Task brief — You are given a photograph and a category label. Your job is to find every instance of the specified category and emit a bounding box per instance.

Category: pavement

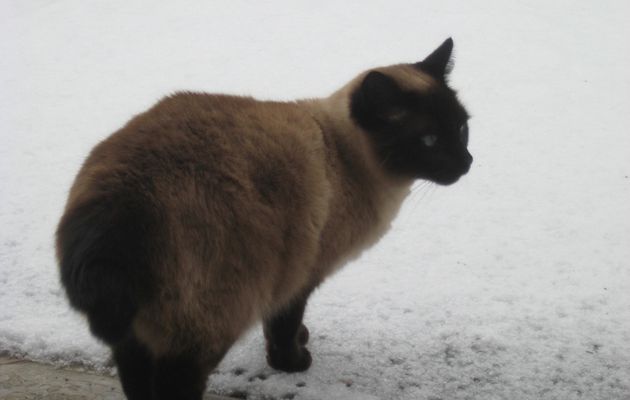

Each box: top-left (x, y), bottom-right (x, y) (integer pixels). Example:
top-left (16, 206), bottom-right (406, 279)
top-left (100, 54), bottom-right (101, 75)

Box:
top-left (0, 357), bottom-right (234, 400)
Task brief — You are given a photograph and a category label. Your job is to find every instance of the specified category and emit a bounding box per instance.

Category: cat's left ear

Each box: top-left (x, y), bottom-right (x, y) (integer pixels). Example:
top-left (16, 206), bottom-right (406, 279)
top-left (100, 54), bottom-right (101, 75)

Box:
top-left (415, 38), bottom-right (454, 79)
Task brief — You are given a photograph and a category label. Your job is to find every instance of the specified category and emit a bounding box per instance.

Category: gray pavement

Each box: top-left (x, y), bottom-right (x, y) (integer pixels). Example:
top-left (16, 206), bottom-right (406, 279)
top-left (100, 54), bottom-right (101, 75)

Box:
top-left (0, 357), bottom-right (234, 400)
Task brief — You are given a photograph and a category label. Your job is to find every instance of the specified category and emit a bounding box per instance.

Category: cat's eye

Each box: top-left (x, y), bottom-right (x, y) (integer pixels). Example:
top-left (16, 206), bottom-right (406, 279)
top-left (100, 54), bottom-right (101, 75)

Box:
top-left (459, 121), bottom-right (469, 146)
top-left (421, 134), bottom-right (438, 147)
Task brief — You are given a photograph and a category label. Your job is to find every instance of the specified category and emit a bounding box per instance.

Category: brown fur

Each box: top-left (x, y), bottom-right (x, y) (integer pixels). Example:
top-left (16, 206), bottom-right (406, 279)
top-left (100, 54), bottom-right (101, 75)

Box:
top-left (58, 66), bottom-right (439, 365)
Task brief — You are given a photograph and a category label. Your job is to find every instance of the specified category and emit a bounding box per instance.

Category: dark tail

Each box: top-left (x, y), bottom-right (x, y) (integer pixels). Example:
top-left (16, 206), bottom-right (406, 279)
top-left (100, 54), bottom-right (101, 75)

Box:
top-left (56, 194), bottom-right (157, 345)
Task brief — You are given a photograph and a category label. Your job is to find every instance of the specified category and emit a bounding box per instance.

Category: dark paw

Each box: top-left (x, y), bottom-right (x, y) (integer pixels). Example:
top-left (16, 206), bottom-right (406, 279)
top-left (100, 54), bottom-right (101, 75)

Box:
top-left (266, 345), bottom-right (312, 372)
top-left (297, 324), bottom-right (309, 346)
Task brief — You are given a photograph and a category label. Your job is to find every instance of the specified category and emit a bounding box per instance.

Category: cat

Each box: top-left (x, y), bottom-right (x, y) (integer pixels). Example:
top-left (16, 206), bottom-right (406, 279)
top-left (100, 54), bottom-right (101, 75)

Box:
top-left (56, 38), bottom-right (471, 400)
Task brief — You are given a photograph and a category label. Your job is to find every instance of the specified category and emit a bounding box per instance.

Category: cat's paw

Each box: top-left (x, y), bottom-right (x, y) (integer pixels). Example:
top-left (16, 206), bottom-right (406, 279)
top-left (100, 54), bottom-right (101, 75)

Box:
top-left (266, 345), bottom-right (312, 372)
top-left (297, 324), bottom-right (309, 346)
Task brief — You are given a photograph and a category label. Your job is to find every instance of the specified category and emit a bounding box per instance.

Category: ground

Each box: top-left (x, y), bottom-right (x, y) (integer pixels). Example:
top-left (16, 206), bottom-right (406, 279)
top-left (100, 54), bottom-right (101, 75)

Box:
top-left (0, 357), bottom-right (231, 400)
top-left (1, 1), bottom-right (629, 399)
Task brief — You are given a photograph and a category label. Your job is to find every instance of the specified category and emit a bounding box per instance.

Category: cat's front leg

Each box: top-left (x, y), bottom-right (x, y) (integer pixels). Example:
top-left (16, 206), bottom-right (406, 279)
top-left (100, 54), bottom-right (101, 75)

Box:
top-left (263, 292), bottom-right (312, 372)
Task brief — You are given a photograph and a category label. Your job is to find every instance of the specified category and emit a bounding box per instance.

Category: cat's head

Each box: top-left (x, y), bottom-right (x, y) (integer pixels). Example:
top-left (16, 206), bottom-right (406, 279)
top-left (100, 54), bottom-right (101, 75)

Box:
top-left (350, 38), bottom-right (472, 185)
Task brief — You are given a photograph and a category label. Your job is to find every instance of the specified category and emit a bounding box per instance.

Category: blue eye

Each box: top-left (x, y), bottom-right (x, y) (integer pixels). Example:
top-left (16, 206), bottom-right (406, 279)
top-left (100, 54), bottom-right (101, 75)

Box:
top-left (459, 121), bottom-right (469, 146)
top-left (421, 134), bottom-right (438, 147)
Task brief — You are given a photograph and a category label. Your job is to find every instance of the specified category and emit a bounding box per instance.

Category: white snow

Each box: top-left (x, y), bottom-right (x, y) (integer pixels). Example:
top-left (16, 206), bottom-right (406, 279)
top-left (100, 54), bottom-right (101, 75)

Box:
top-left (2, 1), bottom-right (629, 399)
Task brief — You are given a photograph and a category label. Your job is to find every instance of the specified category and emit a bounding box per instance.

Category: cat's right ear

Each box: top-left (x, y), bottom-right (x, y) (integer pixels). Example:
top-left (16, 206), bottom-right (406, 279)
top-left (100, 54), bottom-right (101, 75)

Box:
top-left (415, 38), bottom-right (454, 79)
top-left (352, 71), bottom-right (404, 124)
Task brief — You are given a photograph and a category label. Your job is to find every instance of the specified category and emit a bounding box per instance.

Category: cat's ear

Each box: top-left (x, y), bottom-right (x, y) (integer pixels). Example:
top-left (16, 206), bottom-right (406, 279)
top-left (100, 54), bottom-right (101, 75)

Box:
top-left (354, 71), bottom-right (404, 122)
top-left (415, 38), bottom-right (454, 79)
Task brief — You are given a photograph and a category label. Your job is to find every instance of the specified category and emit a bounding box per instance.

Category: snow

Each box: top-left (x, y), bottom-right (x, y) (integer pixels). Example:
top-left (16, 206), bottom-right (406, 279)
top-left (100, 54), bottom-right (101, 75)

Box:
top-left (2, 0), bottom-right (630, 399)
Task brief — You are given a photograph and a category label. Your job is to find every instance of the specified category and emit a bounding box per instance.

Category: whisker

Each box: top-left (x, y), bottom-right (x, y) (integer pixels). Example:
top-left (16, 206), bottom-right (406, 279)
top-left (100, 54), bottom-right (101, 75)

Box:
top-left (408, 181), bottom-right (428, 204)
top-left (408, 180), bottom-right (435, 216)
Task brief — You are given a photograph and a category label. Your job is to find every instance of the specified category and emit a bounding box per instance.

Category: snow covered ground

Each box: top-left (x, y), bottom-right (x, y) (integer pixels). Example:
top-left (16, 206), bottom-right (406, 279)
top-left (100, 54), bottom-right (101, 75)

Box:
top-left (2, 1), bottom-right (629, 399)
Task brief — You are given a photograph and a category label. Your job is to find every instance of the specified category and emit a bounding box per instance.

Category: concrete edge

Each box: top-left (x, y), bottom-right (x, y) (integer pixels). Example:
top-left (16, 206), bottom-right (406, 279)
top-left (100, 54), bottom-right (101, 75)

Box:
top-left (0, 357), bottom-right (236, 400)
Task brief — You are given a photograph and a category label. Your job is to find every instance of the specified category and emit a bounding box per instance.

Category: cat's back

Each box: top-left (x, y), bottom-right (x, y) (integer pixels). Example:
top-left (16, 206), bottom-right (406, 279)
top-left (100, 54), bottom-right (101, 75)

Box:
top-left (69, 91), bottom-right (332, 249)
top-left (68, 92), bottom-right (327, 206)
top-left (89, 93), bottom-right (318, 176)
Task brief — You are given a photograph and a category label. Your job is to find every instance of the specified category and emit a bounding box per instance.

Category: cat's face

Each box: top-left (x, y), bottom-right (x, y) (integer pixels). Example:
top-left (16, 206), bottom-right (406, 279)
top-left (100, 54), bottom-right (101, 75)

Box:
top-left (350, 38), bottom-right (472, 185)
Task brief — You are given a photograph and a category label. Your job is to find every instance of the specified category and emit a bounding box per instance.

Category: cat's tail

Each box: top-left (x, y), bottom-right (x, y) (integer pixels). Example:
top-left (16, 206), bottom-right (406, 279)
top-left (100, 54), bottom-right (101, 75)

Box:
top-left (56, 192), bottom-right (158, 346)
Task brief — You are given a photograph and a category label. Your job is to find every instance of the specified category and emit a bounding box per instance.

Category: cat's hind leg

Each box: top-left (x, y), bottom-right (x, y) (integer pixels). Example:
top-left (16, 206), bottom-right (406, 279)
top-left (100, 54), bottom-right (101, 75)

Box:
top-left (263, 293), bottom-right (312, 372)
top-left (152, 355), bottom-right (205, 400)
top-left (151, 347), bottom-right (226, 400)
top-left (113, 335), bottom-right (154, 400)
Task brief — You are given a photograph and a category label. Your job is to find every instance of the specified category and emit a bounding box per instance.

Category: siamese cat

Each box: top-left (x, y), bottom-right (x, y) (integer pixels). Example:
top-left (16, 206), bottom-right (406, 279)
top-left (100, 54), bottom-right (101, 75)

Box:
top-left (56, 38), bottom-right (471, 400)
